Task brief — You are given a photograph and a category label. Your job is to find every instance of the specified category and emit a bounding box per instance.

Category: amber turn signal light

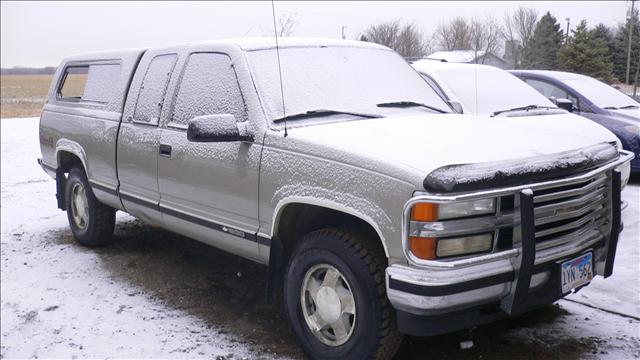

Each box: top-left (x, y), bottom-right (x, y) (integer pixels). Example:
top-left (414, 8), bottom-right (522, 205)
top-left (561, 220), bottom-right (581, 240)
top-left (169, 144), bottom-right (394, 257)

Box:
top-left (409, 236), bottom-right (436, 260)
top-left (411, 203), bottom-right (438, 221)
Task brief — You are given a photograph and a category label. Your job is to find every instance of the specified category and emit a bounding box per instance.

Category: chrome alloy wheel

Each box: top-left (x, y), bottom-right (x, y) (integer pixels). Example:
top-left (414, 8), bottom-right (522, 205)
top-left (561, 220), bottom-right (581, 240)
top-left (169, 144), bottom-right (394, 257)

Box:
top-left (70, 183), bottom-right (89, 230)
top-left (301, 264), bottom-right (356, 346)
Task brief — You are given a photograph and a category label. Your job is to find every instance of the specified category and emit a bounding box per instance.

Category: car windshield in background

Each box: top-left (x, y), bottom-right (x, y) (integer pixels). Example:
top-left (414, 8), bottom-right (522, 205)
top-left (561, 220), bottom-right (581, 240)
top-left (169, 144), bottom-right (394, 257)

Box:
top-left (247, 46), bottom-right (450, 124)
top-left (562, 77), bottom-right (640, 110)
top-left (435, 66), bottom-right (556, 116)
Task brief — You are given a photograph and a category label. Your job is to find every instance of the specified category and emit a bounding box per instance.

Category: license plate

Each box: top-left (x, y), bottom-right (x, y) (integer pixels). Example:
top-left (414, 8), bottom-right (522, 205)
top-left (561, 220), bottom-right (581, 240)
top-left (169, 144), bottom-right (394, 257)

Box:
top-left (561, 252), bottom-right (593, 293)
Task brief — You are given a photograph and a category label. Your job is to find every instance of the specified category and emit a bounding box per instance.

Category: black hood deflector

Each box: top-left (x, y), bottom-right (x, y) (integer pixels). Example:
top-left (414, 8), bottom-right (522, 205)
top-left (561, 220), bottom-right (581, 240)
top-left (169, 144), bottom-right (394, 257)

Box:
top-left (424, 143), bottom-right (618, 193)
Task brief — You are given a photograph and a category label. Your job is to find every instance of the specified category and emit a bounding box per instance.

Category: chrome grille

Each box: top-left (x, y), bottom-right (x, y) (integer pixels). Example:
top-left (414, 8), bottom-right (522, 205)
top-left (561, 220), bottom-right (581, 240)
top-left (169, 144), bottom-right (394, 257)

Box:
top-left (530, 173), bottom-right (610, 250)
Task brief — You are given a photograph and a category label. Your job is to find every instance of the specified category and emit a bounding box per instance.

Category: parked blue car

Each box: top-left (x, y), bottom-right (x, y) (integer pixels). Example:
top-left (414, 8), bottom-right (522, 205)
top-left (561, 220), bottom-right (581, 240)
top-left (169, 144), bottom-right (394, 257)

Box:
top-left (510, 70), bottom-right (640, 174)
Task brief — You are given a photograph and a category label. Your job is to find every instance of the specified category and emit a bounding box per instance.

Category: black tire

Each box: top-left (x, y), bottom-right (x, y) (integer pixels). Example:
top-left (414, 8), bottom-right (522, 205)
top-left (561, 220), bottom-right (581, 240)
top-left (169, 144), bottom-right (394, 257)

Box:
top-left (64, 166), bottom-right (115, 247)
top-left (284, 228), bottom-right (402, 360)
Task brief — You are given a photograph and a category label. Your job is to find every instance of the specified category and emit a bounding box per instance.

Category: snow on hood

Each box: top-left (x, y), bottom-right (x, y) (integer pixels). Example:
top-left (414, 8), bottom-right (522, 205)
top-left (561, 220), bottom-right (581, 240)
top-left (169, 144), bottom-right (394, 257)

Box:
top-left (285, 113), bottom-right (619, 188)
top-left (609, 108), bottom-right (640, 120)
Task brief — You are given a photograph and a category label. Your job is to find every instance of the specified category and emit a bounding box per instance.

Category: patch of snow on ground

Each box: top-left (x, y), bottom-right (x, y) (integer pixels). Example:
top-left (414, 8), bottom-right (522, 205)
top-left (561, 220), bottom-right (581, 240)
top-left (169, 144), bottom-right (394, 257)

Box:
top-left (1, 118), bottom-right (259, 359)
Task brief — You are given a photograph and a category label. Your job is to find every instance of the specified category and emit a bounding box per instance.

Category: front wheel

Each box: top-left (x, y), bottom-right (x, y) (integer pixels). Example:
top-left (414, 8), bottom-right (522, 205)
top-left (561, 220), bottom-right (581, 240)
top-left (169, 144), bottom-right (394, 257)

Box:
top-left (65, 166), bottom-right (115, 246)
top-left (284, 228), bottom-right (402, 360)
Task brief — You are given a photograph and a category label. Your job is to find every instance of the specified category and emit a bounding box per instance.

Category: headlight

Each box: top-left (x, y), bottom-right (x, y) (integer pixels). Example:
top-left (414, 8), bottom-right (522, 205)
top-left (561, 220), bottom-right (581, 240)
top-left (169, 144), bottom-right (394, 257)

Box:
top-left (436, 233), bottom-right (493, 257)
top-left (411, 199), bottom-right (496, 221)
top-left (438, 198), bottom-right (496, 219)
top-left (408, 199), bottom-right (496, 260)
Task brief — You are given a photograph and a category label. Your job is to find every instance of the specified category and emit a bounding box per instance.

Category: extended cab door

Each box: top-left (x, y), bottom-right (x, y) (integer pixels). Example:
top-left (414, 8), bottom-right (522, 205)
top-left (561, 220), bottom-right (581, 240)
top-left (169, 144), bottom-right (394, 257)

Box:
top-left (117, 51), bottom-right (178, 224)
top-left (157, 52), bottom-right (262, 261)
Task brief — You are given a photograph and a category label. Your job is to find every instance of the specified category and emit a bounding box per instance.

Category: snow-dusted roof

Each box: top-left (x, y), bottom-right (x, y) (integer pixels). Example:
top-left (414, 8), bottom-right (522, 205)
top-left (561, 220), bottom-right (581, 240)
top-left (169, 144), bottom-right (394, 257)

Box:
top-left (226, 37), bottom-right (390, 51)
top-left (411, 58), bottom-right (496, 74)
top-left (63, 48), bottom-right (146, 63)
top-left (426, 50), bottom-right (486, 63)
top-left (425, 50), bottom-right (507, 64)
top-left (63, 38), bottom-right (390, 63)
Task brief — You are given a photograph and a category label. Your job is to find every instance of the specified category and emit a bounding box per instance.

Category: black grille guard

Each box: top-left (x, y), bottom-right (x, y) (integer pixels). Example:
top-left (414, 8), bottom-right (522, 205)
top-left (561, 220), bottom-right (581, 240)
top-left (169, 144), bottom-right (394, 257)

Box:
top-left (500, 170), bottom-right (620, 315)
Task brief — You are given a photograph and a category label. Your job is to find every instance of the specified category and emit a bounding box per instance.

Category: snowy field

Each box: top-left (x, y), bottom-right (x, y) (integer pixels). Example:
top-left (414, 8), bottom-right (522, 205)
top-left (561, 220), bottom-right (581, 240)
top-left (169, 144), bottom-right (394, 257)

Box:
top-left (1, 117), bottom-right (639, 359)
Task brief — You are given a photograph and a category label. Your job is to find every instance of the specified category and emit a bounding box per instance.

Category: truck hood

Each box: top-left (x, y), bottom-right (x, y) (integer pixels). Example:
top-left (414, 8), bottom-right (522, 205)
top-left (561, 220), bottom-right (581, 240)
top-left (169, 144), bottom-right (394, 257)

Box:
top-left (286, 113), bottom-right (619, 186)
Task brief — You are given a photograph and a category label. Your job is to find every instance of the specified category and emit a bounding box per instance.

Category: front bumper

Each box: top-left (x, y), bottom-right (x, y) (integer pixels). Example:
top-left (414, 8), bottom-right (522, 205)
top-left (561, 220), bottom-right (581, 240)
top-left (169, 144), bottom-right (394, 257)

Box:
top-left (386, 169), bottom-right (624, 336)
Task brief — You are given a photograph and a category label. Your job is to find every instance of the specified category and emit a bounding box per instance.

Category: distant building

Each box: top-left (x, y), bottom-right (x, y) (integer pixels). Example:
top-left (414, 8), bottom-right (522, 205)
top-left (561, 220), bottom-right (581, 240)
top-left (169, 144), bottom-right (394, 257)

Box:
top-left (502, 40), bottom-right (521, 70)
top-left (425, 50), bottom-right (506, 69)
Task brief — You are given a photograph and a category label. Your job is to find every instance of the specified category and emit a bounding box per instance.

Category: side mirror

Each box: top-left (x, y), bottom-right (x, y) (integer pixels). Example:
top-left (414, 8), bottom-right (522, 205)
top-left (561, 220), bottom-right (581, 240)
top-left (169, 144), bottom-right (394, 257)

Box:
top-left (555, 98), bottom-right (575, 112)
top-left (447, 100), bottom-right (463, 114)
top-left (187, 114), bottom-right (253, 142)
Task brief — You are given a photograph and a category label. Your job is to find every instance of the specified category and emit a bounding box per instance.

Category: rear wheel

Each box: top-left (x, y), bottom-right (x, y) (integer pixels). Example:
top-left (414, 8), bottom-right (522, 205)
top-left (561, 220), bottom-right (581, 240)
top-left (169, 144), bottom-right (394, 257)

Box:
top-left (284, 228), bottom-right (402, 360)
top-left (65, 167), bottom-right (115, 246)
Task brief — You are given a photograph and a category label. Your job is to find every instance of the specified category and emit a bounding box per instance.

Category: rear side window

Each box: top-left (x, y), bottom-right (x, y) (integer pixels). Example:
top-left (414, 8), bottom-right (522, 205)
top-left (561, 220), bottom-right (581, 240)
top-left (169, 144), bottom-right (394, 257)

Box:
top-left (59, 66), bottom-right (88, 99)
top-left (171, 53), bottom-right (247, 127)
top-left (58, 63), bottom-right (121, 104)
top-left (133, 54), bottom-right (178, 125)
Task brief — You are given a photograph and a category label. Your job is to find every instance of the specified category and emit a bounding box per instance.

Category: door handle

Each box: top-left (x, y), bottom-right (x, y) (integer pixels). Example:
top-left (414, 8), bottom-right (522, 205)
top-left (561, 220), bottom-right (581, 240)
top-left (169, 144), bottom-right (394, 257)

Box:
top-left (159, 144), bottom-right (172, 157)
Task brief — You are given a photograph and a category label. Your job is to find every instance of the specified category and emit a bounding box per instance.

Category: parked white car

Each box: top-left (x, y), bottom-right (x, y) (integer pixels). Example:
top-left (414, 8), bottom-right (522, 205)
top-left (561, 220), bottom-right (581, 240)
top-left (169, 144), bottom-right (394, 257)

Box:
top-left (411, 59), bottom-right (561, 116)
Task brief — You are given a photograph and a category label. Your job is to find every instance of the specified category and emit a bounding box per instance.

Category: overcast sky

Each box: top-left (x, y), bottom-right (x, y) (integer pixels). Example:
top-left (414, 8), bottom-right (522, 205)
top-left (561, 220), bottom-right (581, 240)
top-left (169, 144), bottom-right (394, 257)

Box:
top-left (0, 1), bottom-right (632, 67)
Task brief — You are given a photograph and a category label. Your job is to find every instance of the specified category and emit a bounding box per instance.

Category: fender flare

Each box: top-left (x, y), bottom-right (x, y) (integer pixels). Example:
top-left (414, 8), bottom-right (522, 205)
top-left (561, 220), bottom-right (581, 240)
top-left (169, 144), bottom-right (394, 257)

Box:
top-left (270, 196), bottom-right (390, 258)
top-left (264, 197), bottom-right (391, 303)
top-left (55, 139), bottom-right (89, 174)
top-left (53, 139), bottom-right (89, 210)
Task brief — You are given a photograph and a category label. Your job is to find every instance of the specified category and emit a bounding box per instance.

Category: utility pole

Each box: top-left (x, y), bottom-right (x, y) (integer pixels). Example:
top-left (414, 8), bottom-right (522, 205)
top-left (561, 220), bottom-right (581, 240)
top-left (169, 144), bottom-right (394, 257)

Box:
top-left (565, 18), bottom-right (570, 42)
top-left (633, 52), bottom-right (639, 97)
top-left (341, 26), bottom-right (347, 40)
top-left (626, 0), bottom-right (636, 84)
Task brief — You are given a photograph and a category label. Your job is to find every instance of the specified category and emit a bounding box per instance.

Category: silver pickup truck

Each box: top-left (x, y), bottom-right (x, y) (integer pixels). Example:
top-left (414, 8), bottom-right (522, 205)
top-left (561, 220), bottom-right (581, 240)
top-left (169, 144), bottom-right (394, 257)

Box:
top-left (38, 38), bottom-right (633, 360)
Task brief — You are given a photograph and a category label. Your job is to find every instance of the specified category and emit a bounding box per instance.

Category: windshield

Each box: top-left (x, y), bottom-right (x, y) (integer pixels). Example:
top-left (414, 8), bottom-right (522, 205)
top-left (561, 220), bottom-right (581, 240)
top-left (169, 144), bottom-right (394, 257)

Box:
top-left (247, 46), bottom-right (450, 124)
top-left (434, 65), bottom-right (555, 115)
top-left (562, 77), bottom-right (639, 109)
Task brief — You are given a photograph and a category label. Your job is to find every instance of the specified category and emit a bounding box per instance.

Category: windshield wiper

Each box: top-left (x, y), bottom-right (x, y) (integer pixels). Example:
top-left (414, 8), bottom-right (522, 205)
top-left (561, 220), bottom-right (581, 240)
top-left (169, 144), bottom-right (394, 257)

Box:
top-left (273, 109), bottom-right (383, 123)
top-left (491, 105), bottom-right (557, 117)
top-left (619, 105), bottom-right (639, 109)
top-left (376, 101), bottom-right (449, 114)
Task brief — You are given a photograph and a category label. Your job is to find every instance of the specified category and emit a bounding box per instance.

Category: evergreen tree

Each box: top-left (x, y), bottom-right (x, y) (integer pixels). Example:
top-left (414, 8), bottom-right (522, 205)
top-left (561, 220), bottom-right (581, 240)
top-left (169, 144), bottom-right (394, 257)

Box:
top-left (592, 23), bottom-right (615, 57)
top-left (523, 12), bottom-right (564, 69)
top-left (612, 9), bottom-right (640, 83)
top-left (558, 20), bottom-right (614, 82)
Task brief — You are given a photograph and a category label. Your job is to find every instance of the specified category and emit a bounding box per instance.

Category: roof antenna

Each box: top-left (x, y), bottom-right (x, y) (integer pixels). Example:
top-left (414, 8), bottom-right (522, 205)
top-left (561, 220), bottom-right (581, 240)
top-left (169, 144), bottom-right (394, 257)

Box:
top-left (271, 0), bottom-right (288, 137)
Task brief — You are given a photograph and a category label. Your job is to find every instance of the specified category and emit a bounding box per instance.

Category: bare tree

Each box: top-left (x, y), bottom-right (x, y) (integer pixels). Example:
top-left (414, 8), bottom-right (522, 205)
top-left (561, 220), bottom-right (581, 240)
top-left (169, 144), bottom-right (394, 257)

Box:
top-left (469, 16), bottom-right (504, 62)
top-left (361, 20), bottom-right (429, 58)
top-left (434, 17), bottom-right (472, 51)
top-left (432, 16), bottom-right (503, 62)
top-left (277, 13), bottom-right (297, 37)
top-left (396, 23), bottom-right (432, 58)
top-left (503, 6), bottom-right (539, 68)
top-left (362, 20), bottom-right (401, 48)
